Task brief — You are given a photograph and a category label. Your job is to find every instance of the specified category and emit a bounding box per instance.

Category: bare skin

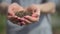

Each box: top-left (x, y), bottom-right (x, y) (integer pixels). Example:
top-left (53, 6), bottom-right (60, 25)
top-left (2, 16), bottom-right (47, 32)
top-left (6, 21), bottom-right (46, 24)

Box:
top-left (8, 3), bottom-right (25, 25)
top-left (8, 2), bottom-right (56, 25)
top-left (24, 2), bottom-right (56, 24)
top-left (39, 2), bottom-right (56, 14)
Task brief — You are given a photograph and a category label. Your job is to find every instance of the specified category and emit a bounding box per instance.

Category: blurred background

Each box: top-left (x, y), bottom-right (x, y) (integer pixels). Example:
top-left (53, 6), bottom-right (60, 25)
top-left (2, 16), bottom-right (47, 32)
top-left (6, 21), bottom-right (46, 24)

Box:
top-left (0, 0), bottom-right (60, 34)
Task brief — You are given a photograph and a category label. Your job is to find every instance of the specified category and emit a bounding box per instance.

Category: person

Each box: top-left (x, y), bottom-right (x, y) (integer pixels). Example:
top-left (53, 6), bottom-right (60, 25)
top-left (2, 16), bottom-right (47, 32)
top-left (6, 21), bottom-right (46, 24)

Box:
top-left (5, 0), bottom-right (56, 34)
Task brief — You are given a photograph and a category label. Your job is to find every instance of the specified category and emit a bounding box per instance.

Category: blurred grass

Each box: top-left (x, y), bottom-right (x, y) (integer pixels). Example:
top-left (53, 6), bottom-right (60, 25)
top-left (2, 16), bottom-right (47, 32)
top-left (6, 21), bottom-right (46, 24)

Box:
top-left (0, 14), bottom-right (6, 34)
top-left (51, 12), bottom-right (60, 27)
top-left (51, 12), bottom-right (60, 34)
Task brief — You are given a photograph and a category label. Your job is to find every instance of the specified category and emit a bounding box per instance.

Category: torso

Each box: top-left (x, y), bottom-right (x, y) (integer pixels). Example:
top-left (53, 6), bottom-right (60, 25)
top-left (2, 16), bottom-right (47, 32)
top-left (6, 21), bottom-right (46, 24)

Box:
top-left (17, 0), bottom-right (51, 34)
top-left (7, 0), bottom-right (51, 34)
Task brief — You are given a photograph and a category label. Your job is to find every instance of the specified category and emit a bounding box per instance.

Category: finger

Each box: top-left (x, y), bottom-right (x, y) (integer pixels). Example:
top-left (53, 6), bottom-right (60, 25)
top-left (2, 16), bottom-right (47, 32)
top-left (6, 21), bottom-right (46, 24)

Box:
top-left (20, 18), bottom-right (25, 21)
top-left (20, 18), bottom-right (32, 24)
top-left (32, 14), bottom-right (39, 18)
top-left (24, 16), bottom-right (39, 22)
top-left (20, 18), bottom-right (31, 23)
top-left (8, 15), bottom-right (18, 19)
top-left (21, 22), bottom-right (26, 25)
top-left (24, 19), bottom-right (32, 24)
top-left (8, 16), bottom-right (14, 19)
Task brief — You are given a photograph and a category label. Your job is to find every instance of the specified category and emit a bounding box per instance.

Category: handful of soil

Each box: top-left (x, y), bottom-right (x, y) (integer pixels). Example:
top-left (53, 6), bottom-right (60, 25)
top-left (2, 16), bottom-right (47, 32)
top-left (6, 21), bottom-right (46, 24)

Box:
top-left (15, 11), bottom-right (32, 18)
top-left (9, 11), bottom-right (33, 25)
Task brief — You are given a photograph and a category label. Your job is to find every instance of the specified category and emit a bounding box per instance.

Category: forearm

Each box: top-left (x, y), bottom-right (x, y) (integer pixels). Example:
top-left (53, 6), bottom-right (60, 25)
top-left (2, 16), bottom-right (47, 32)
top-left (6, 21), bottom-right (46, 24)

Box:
top-left (39, 2), bottom-right (56, 14)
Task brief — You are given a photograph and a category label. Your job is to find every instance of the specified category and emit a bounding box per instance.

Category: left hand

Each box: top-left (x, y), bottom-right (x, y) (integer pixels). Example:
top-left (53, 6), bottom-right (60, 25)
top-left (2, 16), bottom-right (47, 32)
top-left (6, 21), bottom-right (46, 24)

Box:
top-left (23, 4), bottom-right (41, 24)
top-left (8, 3), bottom-right (26, 25)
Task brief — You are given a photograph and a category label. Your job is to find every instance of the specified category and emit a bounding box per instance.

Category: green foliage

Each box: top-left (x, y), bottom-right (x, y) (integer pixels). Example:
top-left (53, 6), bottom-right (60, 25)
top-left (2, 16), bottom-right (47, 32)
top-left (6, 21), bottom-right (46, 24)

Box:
top-left (0, 14), bottom-right (6, 34)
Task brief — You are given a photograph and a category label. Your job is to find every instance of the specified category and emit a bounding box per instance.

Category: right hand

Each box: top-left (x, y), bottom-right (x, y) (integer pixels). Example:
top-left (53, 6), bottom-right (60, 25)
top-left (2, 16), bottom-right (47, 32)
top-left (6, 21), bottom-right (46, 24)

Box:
top-left (8, 3), bottom-right (25, 25)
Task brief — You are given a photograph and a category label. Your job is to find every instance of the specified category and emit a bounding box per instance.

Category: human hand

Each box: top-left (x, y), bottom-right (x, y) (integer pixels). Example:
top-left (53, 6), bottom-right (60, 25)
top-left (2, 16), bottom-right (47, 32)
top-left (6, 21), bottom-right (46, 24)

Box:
top-left (8, 3), bottom-right (25, 25)
top-left (22, 4), bottom-right (41, 24)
